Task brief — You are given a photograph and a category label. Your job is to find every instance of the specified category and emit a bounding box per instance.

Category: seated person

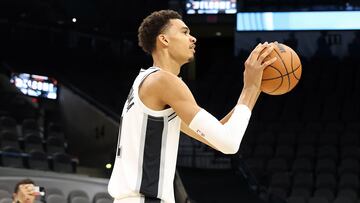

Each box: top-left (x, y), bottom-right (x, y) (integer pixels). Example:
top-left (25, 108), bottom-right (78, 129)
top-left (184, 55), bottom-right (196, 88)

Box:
top-left (13, 179), bottom-right (36, 203)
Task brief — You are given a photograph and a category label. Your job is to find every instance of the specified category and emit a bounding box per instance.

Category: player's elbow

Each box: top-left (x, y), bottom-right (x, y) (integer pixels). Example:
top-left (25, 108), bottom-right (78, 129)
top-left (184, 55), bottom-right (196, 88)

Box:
top-left (219, 142), bottom-right (240, 155)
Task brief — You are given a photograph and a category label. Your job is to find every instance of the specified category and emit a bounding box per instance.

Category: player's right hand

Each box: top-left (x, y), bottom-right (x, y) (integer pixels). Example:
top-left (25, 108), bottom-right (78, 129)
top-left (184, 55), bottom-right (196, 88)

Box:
top-left (243, 42), bottom-right (277, 91)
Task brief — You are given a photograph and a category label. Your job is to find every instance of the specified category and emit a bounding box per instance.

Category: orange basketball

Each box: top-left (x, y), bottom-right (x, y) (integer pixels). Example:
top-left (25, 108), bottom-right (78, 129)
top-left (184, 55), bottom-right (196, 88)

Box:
top-left (261, 43), bottom-right (302, 95)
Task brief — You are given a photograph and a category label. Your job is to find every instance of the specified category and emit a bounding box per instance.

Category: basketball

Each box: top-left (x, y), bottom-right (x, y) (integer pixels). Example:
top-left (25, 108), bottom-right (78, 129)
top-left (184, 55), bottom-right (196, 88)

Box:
top-left (261, 43), bottom-right (302, 95)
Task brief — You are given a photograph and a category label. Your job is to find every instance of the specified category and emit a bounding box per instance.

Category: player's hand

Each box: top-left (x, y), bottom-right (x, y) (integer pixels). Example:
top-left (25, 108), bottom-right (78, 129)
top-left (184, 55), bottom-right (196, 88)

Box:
top-left (243, 42), bottom-right (277, 91)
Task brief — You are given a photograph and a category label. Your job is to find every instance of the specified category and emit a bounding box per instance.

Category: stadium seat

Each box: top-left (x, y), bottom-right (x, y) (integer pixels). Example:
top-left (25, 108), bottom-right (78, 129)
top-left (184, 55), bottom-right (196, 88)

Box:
top-left (47, 131), bottom-right (65, 140)
top-left (0, 185), bottom-right (10, 194)
top-left (268, 187), bottom-right (287, 200)
top-left (46, 136), bottom-right (65, 154)
top-left (256, 132), bottom-right (275, 146)
top-left (274, 145), bottom-right (295, 161)
top-left (293, 172), bottom-right (313, 189)
top-left (308, 196), bottom-right (329, 203)
top-left (292, 158), bottom-right (314, 174)
top-left (238, 144), bottom-right (252, 159)
top-left (46, 194), bottom-right (67, 203)
top-left (340, 132), bottom-right (359, 147)
top-left (266, 158), bottom-right (288, 174)
top-left (0, 130), bottom-right (20, 150)
top-left (321, 98), bottom-right (341, 121)
top-left (287, 196), bottom-right (306, 203)
top-left (277, 132), bottom-right (297, 146)
top-left (317, 132), bottom-right (338, 147)
top-left (0, 116), bottom-right (17, 133)
top-left (95, 199), bottom-right (112, 203)
top-left (323, 121), bottom-right (344, 133)
top-left (297, 132), bottom-right (317, 146)
top-left (71, 196), bottom-right (91, 203)
top-left (341, 95), bottom-right (359, 121)
top-left (28, 150), bottom-right (49, 170)
top-left (0, 198), bottom-right (12, 203)
top-left (253, 145), bottom-right (274, 159)
top-left (269, 172), bottom-right (291, 189)
top-left (316, 146), bottom-right (338, 162)
top-left (338, 158), bottom-right (360, 175)
top-left (244, 158), bottom-right (265, 180)
top-left (68, 190), bottom-right (90, 203)
top-left (339, 174), bottom-right (359, 190)
top-left (337, 188), bottom-right (358, 202)
top-left (1, 147), bottom-right (24, 168)
top-left (47, 122), bottom-right (63, 134)
top-left (24, 132), bottom-right (44, 152)
top-left (0, 190), bottom-right (11, 200)
top-left (93, 192), bottom-right (113, 203)
top-left (346, 121), bottom-right (360, 132)
top-left (341, 146), bottom-right (360, 160)
top-left (290, 187), bottom-right (311, 200)
top-left (296, 145), bottom-right (315, 160)
top-left (313, 188), bottom-right (335, 202)
top-left (22, 118), bottom-right (40, 135)
top-left (315, 173), bottom-right (336, 190)
top-left (315, 158), bottom-right (336, 174)
top-left (333, 196), bottom-right (355, 203)
top-left (52, 152), bottom-right (73, 173)
top-left (45, 188), bottom-right (64, 197)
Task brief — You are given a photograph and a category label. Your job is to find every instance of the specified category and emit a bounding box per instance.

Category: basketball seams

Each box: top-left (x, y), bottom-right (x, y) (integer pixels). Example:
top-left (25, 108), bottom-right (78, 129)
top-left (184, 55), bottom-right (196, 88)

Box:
top-left (261, 66), bottom-right (284, 93)
top-left (273, 48), bottom-right (291, 92)
top-left (262, 64), bottom-right (301, 81)
top-left (291, 49), bottom-right (301, 81)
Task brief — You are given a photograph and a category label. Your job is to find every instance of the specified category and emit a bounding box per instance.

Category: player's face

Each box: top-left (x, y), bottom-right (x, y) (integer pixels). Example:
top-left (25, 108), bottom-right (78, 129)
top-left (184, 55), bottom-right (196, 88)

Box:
top-left (164, 19), bottom-right (197, 64)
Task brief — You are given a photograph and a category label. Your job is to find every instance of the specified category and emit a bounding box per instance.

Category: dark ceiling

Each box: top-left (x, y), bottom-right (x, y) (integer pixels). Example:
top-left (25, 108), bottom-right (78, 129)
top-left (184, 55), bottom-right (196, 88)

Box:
top-left (0, 0), bottom-right (172, 35)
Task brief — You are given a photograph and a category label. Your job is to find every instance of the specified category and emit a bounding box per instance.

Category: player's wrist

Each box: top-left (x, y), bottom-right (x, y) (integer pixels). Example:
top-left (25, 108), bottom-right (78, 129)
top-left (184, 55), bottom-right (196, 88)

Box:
top-left (238, 87), bottom-right (261, 110)
top-left (242, 85), bottom-right (261, 94)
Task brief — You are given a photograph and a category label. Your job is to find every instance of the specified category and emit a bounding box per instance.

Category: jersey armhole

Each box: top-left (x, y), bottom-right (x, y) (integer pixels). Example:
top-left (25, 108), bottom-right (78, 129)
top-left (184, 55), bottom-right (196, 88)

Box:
top-left (133, 69), bottom-right (174, 117)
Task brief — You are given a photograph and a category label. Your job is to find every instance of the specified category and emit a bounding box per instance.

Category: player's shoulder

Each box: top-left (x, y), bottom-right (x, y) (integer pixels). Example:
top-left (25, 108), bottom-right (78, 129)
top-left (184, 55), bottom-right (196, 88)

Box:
top-left (147, 70), bottom-right (182, 86)
top-left (141, 69), bottom-right (183, 93)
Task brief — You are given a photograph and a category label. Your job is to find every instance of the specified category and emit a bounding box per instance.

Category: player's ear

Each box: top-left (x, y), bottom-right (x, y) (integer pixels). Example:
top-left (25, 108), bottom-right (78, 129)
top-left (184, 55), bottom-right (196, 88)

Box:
top-left (158, 34), bottom-right (169, 47)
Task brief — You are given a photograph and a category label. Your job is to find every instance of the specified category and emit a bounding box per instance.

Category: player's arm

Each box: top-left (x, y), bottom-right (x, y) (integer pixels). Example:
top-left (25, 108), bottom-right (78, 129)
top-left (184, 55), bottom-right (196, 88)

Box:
top-left (155, 43), bottom-right (275, 154)
top-left (153, 71), bottom-right (250, 154)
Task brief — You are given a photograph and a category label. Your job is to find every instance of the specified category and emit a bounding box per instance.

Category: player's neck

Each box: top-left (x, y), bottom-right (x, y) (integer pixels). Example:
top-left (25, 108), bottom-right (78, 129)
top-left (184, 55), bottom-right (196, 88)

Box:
top-left (152, 52), bottom-right (181, 75)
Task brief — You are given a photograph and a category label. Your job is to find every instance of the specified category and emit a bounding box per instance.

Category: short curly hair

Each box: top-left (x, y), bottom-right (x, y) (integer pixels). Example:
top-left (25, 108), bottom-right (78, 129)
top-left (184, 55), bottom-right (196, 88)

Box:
top-left (14, 178), bottom-right (35, 193)
top-left (138, 10), bottom-right (182, 54)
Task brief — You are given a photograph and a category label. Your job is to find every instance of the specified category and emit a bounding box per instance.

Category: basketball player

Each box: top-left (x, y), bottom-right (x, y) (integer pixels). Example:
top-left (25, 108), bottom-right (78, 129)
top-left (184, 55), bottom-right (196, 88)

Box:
top-left (108, 10), bottom-right (276, 203)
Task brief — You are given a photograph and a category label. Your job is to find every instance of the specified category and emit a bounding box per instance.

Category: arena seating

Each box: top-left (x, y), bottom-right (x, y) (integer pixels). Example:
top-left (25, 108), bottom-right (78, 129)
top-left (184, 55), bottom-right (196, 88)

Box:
top-left (0, 167), bottom-right (112, 203)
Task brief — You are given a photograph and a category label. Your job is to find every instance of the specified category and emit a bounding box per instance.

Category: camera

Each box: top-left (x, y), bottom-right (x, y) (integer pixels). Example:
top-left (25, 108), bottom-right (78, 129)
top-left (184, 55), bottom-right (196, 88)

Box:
top-left (33, 186), bottom-right (45, 196)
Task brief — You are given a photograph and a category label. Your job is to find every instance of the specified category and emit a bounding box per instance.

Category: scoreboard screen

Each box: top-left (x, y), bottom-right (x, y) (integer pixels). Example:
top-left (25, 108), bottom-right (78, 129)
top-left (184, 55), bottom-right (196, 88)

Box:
top-left (10, 73), bottom-right (58, 100)
top-left (186, 0), bottom-right (237, 14)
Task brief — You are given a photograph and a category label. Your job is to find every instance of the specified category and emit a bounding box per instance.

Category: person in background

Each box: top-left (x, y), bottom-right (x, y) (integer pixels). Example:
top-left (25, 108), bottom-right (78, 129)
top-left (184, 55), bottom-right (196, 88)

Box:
top-left (12, 179), bottom-right (36, 203)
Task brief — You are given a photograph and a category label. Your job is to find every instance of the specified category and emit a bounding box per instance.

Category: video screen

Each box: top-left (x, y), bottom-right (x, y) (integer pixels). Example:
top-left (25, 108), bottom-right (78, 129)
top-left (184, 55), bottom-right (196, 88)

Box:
top-left (236, 11), bottom-right (360, 31)
top-left (10, 73), bottom-right (58, 100)
top-left (186, 0), bottom-right (237, 14)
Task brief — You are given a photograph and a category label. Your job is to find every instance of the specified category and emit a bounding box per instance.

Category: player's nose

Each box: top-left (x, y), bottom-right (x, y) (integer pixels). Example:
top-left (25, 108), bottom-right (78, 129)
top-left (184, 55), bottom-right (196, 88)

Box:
top-left (190, 35), bottom-right (197, 43)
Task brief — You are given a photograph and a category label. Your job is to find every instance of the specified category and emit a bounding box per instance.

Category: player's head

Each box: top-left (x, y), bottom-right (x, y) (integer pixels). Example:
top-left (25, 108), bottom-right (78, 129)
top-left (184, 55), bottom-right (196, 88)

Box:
top-left (138, 10), bottom-right (197, 65)
top-left (13, 179), bottom-right (36, 203)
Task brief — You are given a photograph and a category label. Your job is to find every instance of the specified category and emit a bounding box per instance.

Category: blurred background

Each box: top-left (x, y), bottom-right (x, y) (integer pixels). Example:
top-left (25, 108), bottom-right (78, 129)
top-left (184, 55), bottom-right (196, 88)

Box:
top-left (1, 0), bottom-right (360, 203)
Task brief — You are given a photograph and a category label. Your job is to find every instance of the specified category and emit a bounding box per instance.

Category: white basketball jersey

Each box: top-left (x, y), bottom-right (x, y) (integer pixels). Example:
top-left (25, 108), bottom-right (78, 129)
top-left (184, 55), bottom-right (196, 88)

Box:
top-left (108, 67), bottom-right (181, 203)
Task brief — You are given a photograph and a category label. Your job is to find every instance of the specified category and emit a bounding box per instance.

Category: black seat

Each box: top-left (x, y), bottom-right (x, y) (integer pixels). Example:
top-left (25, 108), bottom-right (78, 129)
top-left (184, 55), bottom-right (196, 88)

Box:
top-left (28, 150), bottom-right (49, 170)
top-left (23, 132), bottom-right (44, 152)
top-left (46, 136), bottom-right (65, 154)
top-left (52, 152), bottom-right (73, 173)
top-left (0, 147), bottom-right (24, 168)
